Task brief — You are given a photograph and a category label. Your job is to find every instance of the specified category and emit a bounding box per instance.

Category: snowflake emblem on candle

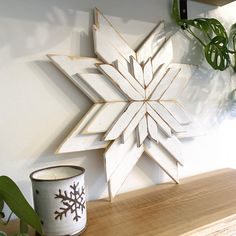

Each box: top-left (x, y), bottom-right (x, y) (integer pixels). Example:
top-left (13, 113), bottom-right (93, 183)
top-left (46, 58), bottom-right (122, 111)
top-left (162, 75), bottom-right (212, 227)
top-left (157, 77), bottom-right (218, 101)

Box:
top-left (48, 8), bottom-right (197, 200)
top-left (54, 182), bottom-right (85, 222)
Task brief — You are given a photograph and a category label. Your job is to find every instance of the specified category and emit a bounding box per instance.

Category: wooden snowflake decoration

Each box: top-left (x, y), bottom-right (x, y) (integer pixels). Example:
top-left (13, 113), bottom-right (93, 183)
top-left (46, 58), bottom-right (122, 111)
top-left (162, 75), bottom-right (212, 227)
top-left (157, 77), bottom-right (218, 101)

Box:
top-left (48, 8), bottom-right (197, 200)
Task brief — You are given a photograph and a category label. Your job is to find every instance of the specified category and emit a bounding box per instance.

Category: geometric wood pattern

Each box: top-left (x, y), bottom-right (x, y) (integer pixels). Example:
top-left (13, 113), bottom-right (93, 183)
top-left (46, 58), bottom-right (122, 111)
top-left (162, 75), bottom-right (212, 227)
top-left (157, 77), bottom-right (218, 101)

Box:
top-left (48, 8), bottom-right (197, 200)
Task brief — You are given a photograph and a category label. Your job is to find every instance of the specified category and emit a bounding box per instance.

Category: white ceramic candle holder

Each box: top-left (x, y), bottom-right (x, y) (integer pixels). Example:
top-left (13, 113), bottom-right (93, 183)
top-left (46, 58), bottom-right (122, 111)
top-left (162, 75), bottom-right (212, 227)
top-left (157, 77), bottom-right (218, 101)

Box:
top-left (30, 165), bottom-right (86, 236)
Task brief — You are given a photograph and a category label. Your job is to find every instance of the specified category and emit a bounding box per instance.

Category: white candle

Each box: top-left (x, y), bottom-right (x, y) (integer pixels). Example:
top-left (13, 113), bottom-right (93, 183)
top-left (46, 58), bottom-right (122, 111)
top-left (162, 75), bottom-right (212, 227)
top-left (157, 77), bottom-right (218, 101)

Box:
top-left (30, 166), bottom-right (86, 236)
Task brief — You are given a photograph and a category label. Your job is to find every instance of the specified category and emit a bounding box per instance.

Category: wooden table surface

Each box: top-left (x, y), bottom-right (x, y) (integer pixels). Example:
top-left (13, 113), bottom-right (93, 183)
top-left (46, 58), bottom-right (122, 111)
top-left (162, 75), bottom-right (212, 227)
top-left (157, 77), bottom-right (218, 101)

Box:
top-left (2, 169), bottom-right (236, 236)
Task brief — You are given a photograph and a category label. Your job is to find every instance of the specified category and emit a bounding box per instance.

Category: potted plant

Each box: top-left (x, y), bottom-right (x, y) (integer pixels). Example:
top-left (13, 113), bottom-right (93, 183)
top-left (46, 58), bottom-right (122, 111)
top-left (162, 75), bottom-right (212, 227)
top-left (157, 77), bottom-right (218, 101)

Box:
top-left (172, 0), bottom-right (236, 72)
top-left (0, 176), bottom-right (42, 236)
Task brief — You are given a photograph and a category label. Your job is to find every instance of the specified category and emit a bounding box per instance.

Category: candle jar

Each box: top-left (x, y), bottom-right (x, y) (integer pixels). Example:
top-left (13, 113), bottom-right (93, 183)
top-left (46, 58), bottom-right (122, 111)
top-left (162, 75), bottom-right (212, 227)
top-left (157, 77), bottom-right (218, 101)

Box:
top-left (30, 165), bottom-right (86, 236)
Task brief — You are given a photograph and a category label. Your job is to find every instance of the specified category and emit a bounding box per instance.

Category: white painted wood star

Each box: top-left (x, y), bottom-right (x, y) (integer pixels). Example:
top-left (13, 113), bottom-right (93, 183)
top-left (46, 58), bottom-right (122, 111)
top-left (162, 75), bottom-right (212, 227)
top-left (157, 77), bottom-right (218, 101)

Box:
top-left (48, 8), bottom-right (197, 200)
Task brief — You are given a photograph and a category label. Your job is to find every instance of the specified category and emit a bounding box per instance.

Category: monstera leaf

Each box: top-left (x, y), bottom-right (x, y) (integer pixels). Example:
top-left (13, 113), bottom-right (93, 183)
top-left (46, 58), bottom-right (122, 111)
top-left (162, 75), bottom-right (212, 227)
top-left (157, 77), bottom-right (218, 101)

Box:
top-left (183, 18), bottom-right (210, 33)
top-left (207, 18), bottom-right (228, 40)
top-left (0, 176), bottom-right (42, 235)
top-left (182, 18), bottom-right (227, 42)
top-left (205, 36), bottom-right (230, 71)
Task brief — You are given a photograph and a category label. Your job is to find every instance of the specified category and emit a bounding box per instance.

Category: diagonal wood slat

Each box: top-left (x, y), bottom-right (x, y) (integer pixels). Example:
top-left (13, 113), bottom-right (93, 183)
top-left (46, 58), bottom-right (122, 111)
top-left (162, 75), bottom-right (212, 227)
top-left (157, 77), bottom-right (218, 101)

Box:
top-left (104, 102), bottom-right (143, 141)
top-left (98, 64), bottom-right (144, 101)
top-left (136, 21), bottom-right (166, 65)
top-left (82, 102), bottom-right (128, 134)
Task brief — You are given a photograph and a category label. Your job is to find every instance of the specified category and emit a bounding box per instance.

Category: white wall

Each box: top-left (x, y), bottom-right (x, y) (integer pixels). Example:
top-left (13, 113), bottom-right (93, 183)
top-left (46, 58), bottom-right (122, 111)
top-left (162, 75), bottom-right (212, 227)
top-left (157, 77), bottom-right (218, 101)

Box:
top-left (1, 0), bottom-right (236, 211)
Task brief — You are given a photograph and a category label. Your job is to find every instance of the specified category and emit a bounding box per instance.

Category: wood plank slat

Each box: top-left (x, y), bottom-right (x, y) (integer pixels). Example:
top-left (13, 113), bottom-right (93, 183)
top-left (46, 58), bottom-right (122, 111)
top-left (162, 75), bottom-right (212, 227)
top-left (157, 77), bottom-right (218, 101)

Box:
top-left (104, 133), bottom-right (144, 183)
top-left (160, 101), bottom-right (191, 125)
top-left (148, 101), bottom-right (187, 134)
top-left (136, 115), bottom-right (148, 147)
top-left (147, 115), bottom-right (159, 142)
top-left (48, 55), bottom-right (103, 102)
top-left (104, 102), bottom-right (143, 141)
top-left (93, 8), bottom-right (136, 68)
top-left (115, 60), bottom-right (145, 98)
top-left (71, 74), bottom-right (103, 103)
top-left (143, 58), bottom-right (153, 87)
top-left (97, 64), bottom-right (144, 101)
top-left (77, 73), bottom-right (128, 102)
top-left (160, 63), bottom-right (196, 100)
top-left (145, 63), bottom-right (166, 99)
top-left (56, 104), bottom-right (108, 153)
top-left (136, 21), bottom-right (166, 65)
top-left (47, 55), bottom-right (101, 75)
top-left (122, 103), bottom-right (146, 143)
top-left (130, 56), bottom-right (145, 87)
top-left (82, 102), bottom-right (128, 134)
top-left (93, 26), bottom-right (130, 70)
top-left (145, 138), bottom-right (179, 183)
top-left (155, 127), bottom-right (183, 166)
top-left (149, 67), bottom-right (181, 100)
top-left (108, 150), bottom-right (143, 201)
top-left (146, 103), bottom-right (172, 137)
top-left (151, 37), bottom-right (173, 74)
top-left (147, 106), bottom-right (183, 165)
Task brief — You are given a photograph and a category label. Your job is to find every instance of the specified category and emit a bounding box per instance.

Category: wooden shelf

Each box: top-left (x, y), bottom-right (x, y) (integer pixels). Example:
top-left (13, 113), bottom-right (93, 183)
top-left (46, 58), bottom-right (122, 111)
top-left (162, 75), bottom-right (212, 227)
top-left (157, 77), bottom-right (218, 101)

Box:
top-left (193, 0), bottom-right (235, 6)
top-left (84, 169), bottom-right (236, 236)
top-left (2, 169), bottom-right (236, 235)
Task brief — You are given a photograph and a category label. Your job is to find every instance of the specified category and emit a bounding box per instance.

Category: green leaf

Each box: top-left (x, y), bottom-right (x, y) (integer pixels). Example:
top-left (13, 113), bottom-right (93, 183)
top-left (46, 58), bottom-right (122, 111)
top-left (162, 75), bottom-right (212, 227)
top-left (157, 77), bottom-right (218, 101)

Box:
top-left (183, 18), bottom-right (210, 33)
top-left (0, 231), bottom-right (7, 236)
top-left (20, 220), bottom-right (28, 234)
top-left (207, 18), bottom-right (228, 41)
top-left (183, 18), bottom-right (227, 40)
top-left (0, 176), bottom-right (42, 235)
top-left (205, 36), bottom-right (230, 71)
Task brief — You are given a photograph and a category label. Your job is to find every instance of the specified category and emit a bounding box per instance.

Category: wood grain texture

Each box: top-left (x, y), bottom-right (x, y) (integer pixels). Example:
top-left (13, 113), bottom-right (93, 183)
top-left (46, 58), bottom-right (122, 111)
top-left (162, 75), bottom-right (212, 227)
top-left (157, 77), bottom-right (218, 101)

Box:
top-left (3, 169), bottom-right (236, 236)
top-left (192, 0), bottom-right (235, 6)
top-left (83, 169), bottom-right (236, 236)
